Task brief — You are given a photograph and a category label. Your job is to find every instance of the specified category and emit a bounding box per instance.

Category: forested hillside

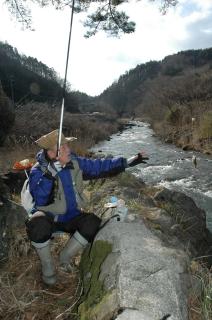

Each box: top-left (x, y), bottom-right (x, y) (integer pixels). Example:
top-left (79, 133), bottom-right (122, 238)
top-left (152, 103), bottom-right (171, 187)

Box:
top-left (0, 42), bottom-right (79, 112)
top-left (97, 48), bottom-right (212, 153)
top-left (1, 41), bottom-right (211, 153)
top-left (0, 41), bottom-right (99, 147)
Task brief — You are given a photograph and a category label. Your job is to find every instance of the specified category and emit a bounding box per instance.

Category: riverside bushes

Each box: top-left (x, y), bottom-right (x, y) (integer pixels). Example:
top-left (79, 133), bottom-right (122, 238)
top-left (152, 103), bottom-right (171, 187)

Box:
top-left (199, 111), bottom-right (212, 139)
top-left (5, 102), bottom-right (120, 154)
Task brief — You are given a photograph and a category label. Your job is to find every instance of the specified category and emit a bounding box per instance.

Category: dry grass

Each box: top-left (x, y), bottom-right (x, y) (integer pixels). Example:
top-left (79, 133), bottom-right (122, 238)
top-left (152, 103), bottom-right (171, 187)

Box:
top-left (189, 260), bottom-right (212, 320)
top-left (5, 102), bottom-right (119, 153)
top-left (0, 145), bottom-right (36, 175)
top-left (0, 101), bottom-right (121, 174)
top-left (141, 185), bottom-right (162, 198)
top-left (0, 228), bottom-right (82, 320)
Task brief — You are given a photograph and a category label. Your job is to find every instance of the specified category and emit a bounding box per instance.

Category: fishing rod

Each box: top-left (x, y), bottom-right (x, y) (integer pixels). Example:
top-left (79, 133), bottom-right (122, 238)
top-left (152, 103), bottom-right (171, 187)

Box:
top-left (58, 0), bottom-right (75, 156)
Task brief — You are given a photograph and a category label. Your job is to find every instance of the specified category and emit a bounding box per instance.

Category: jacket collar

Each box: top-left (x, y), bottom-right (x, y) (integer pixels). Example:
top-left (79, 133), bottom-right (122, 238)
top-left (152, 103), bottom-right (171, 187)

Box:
top-left (36, 150), bottom-right (74, 170)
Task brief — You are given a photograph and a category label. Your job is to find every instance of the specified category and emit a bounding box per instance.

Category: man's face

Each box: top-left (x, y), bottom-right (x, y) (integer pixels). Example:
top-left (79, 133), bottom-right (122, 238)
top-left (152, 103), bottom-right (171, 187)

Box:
top-left (47, 143), bottom-right (71, 165)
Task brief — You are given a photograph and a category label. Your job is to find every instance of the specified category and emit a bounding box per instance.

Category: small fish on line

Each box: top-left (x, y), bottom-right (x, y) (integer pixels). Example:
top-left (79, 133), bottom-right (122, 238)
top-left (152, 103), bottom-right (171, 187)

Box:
top-left (192, 155), bottom-right (197, 168)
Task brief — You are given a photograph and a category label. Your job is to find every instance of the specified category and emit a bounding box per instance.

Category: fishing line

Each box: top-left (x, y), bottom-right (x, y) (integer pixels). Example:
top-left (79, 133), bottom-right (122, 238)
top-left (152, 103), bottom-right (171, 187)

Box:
top-left (58, 0), bottom-right (75, 155)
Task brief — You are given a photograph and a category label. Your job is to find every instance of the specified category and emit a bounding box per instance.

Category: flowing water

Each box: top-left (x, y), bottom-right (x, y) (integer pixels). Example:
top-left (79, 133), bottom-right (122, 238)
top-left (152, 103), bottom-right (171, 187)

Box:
top-left (92, 121), bottom-right (212, 231)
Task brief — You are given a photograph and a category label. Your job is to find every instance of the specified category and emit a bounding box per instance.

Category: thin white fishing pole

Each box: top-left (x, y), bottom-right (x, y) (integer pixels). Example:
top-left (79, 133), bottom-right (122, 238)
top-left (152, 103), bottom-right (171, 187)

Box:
top-left (58, 98), bottom-right (65, 151)
top-left (58, 0), bottom-right (75, 154)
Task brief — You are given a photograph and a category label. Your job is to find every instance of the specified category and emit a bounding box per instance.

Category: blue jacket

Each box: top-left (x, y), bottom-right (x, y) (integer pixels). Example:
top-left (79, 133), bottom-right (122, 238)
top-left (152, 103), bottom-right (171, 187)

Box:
top-left (29, 150), bottom-right (127, 222)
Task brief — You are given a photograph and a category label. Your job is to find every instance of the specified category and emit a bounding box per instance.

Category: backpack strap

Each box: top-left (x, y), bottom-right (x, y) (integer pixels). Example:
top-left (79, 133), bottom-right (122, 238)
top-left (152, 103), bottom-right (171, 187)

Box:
top-left (32, 162), bottom-right (57, 205)
top-left (34, 162), bottom-right (55, 180)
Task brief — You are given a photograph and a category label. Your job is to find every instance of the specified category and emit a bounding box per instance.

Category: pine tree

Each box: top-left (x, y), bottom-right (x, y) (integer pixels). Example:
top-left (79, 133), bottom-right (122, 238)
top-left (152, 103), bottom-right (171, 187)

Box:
top-left (0, 82), bottom-right (15, 145)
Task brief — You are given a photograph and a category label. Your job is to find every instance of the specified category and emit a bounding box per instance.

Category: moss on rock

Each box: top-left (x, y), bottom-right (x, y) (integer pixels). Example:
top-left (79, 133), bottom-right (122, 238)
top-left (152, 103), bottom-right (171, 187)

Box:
top-left (78, 240), bottom-right (112, 320)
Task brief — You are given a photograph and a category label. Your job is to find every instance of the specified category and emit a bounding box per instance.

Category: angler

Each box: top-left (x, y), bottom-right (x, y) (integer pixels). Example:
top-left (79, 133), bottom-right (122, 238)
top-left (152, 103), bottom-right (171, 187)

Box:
top-left (21, 0), bottom-right (149, 285)
top-left (25, 129), bottom-right (148, 285)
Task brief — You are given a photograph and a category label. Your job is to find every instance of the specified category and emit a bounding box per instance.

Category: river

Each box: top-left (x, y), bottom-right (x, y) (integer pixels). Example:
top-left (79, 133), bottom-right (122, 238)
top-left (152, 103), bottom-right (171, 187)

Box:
top-left (91, 121), bottom-right (212, 231)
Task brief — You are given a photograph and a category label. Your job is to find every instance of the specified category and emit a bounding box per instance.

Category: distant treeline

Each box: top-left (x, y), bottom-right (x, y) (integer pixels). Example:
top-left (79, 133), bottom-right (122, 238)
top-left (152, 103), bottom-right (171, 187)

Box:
top-left (0, 40), bottom-right (212, 152)
top-left (0, 41), bottom-right (80, 112)
top-left (97, 47), bottom-right (212, 117)
top-left (95, 47), bottom-right (212, 152)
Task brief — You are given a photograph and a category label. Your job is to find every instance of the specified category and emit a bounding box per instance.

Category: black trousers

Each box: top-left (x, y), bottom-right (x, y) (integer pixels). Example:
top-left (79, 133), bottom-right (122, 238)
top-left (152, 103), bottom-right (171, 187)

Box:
top-left (26, 212), bottom-right (101, 243)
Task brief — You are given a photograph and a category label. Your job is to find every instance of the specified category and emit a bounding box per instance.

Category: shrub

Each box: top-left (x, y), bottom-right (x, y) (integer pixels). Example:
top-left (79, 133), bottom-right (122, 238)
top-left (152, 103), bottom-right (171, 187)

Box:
top-left (165, 107), bottom-right (182, 126)
top-left (163, 65), bottom-right (183, 76)
top-left (199, 111), bottom-right (212, 139)
top-left (7, 101), bottom-right (119, 154)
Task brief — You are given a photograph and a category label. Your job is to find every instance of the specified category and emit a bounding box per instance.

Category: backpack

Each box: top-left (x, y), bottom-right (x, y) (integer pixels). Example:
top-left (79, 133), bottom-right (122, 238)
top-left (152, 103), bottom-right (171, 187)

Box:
top-left (21, 164), bottom-right (44, 215)
top-left (21, 164), bottom-right (55, 215)
top-left (21, 178), bottom-right (34, 215)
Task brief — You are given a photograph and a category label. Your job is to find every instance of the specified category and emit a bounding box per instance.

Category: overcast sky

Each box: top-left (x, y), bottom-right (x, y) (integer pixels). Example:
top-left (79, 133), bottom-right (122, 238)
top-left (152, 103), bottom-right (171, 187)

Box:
top-left (0, 0), bottom-right (212, 96)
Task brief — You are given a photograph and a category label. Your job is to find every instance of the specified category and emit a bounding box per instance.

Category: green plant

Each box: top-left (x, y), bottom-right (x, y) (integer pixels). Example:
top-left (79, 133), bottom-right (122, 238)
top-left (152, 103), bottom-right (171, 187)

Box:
top-left (79, 240), bottom-right (112, 319)
top-left (199, 269), bottom-right (212, 319)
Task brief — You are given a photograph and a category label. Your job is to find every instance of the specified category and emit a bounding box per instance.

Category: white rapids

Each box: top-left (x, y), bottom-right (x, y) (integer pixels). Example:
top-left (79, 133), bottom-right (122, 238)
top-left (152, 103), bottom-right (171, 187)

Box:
top-left (92, 121), bottom-right (212, 230)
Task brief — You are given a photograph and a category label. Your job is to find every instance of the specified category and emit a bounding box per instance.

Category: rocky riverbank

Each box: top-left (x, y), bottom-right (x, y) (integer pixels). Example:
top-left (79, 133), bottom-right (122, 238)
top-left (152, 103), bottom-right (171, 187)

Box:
top-left (152, 121), bottom-right (212, 155)
top-left (79, 173), bottom-right (212, 320)
top-left (135, 116), bottom-right (212, 155)
top-left (0, 171), bottom-right (211, 319)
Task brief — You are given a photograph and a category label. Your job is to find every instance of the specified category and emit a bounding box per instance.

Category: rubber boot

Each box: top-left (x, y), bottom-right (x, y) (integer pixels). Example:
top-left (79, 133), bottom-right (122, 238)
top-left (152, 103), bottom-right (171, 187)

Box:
top-left (59, 231), bottom-right (88, 272)
top-left (32, 240), bottom-right (57, 285)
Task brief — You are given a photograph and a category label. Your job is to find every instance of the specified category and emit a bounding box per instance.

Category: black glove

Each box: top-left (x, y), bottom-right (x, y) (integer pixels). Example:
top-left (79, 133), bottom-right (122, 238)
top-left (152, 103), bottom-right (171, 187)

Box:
top-left (127, 153), bottom-right (149, 167)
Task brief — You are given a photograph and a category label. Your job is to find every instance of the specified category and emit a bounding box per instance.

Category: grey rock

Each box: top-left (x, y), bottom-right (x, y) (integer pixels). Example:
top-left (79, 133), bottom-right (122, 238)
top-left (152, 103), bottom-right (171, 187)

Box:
top-left (115, 309), bottom-right (153, 320)
top-left (115, 309), bottom-right (174, 320)
top-left (154, 188), bottom-right (212, 259)
top-left (94, 220), bottom-right (189, 320)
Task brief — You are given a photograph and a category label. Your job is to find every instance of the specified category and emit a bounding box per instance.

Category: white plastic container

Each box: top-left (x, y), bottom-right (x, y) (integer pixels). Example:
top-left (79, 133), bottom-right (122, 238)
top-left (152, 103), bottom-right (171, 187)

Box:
top-left (115, 199), bottom-right (128, 222)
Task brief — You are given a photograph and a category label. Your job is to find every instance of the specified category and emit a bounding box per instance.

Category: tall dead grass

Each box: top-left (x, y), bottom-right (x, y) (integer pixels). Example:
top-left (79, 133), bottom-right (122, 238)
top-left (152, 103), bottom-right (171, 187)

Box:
top-left (0, 228), bottom-right (82, 320)
top-left (189, 260), bottom-right (212, 320)
top-left (6, 102), bottom-right (119, 155)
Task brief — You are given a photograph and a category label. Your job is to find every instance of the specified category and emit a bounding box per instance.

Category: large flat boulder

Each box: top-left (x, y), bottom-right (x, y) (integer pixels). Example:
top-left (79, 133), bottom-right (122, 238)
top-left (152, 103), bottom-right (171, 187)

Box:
top-left (79, 219), bottom-right (189, 320)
